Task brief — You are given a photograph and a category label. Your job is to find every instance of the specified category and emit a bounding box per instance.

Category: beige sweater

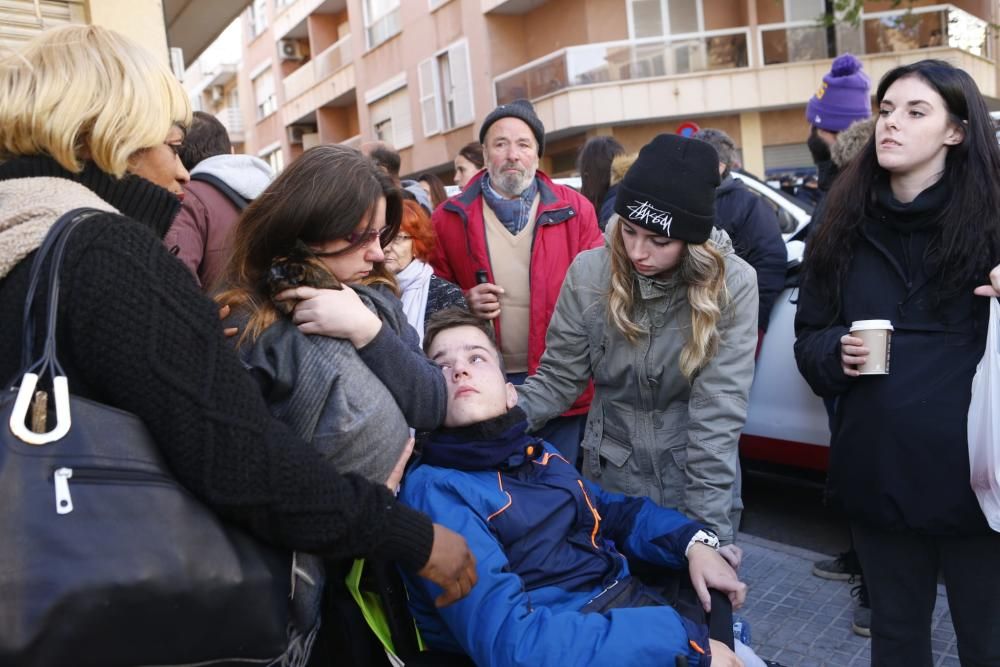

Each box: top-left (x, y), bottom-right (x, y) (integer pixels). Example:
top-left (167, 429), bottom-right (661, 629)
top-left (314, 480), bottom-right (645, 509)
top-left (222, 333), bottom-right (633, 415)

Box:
top-left (0, 177), bottom-right (117, 280)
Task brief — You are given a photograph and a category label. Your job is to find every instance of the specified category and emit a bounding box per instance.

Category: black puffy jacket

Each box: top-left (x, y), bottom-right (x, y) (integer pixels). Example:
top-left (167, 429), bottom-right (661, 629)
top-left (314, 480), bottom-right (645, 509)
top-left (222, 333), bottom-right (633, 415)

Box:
top-left (714, 175), bottom-right (786, 330)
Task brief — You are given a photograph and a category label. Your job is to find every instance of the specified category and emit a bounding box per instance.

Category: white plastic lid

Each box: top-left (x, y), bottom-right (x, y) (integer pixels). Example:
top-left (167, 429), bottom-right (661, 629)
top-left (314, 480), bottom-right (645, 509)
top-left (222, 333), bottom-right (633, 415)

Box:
top-left (850, 319), bottom-right (894, 332)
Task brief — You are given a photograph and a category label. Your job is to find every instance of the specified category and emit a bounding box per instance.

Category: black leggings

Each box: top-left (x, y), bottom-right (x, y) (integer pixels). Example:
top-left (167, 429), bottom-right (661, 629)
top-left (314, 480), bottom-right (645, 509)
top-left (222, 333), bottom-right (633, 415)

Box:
top-left (852, 522), bottom-right (1000, 667)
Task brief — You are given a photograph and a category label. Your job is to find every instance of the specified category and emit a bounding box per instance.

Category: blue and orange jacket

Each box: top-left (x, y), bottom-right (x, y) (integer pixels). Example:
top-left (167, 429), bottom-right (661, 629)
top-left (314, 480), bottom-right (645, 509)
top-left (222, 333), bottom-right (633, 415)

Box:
top-left (399, 413), bottom-right (712, 667)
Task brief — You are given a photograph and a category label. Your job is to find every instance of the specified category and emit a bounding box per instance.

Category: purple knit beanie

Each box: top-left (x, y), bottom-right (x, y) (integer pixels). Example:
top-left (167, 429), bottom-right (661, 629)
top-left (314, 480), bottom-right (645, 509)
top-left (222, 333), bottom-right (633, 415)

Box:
top-left (805, 54), bottom-right (872, 132)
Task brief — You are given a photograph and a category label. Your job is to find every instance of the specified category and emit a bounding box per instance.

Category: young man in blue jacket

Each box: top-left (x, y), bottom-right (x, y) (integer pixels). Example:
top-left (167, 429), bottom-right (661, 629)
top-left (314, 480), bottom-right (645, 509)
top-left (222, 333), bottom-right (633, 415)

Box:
top-left (399, 308), bottom-right (748, 667)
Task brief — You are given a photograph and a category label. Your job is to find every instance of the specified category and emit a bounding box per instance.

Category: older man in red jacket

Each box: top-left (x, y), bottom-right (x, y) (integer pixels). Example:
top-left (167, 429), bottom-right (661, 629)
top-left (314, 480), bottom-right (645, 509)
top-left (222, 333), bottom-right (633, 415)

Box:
top-left (430, 99), bottom-right (601, 464)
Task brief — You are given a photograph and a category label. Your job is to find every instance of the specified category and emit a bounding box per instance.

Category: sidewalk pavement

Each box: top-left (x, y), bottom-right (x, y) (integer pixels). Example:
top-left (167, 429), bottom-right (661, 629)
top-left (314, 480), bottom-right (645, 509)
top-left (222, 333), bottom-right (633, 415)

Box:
top-left (738, 533), bottom-right (959, 667)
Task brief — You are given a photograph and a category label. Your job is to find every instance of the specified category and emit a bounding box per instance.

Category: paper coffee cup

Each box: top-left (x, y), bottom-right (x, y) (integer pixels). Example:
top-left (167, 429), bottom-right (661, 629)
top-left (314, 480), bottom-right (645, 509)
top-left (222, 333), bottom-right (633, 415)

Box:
top-left (850, 319), bottom-right (893, 375)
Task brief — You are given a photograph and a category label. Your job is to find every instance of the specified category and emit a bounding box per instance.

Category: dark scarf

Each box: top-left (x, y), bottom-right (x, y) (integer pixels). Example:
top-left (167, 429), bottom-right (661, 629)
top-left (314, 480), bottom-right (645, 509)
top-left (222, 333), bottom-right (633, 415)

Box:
top-left (0, 155), bottom-right (181, 239)
top-left (420, 407), bottom-right (543, 471)
top-left (870, 174), bottom-right (949, 233)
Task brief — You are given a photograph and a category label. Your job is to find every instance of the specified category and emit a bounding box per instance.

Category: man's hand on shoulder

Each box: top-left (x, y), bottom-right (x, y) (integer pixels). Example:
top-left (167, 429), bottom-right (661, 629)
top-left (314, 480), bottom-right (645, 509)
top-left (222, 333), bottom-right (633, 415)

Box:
top-left (418, 524), bottom-right (478, 607)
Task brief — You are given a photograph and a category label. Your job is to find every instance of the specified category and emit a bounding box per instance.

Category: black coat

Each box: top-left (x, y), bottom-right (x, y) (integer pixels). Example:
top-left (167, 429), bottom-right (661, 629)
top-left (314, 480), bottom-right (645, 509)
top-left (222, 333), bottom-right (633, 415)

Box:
top-left (794, 183), bottom-right (992, 535)
top-left (0, 156), bottom-right (434, 566)
top-left (714, 176), bottom-right (786, 330)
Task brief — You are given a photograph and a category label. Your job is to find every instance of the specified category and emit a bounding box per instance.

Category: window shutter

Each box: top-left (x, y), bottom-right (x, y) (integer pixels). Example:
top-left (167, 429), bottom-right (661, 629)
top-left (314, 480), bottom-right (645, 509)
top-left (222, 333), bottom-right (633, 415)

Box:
top-left (392, 89), bottom-right (413, 148)
top-left (418, 57), bottom-right (441, 137)
top-left (0, 0), bottom-right (82, 49)
top-left (448, 41), bottom-right (473, 127)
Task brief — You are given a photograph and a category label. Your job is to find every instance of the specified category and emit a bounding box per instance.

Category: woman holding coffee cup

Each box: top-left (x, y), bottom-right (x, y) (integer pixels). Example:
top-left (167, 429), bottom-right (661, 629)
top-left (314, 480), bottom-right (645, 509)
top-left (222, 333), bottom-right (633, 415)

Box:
top-left (795, 60), bottom-right (1000, 666)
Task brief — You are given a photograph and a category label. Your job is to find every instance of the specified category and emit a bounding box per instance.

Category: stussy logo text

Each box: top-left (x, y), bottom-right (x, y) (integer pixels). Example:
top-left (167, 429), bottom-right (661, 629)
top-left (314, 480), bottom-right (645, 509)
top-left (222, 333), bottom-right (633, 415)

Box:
top-left (626, 200), bottom-right (673, 234)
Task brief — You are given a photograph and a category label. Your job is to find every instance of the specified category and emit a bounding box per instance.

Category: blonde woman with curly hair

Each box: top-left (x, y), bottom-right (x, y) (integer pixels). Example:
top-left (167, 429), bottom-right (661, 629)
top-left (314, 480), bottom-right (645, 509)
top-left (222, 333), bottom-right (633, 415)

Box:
top-left (516, 134), bottom-right (758, 549)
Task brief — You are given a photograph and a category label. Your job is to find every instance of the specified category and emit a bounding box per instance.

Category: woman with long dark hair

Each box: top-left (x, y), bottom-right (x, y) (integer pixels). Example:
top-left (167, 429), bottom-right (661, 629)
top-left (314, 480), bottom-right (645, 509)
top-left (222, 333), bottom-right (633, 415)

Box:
top-left (417, 172), bottom-right (448, 209)
top-left (453, 141), bottom-right (484, 191)
top-left (795, 60), bottom-right (1000, 666)
top-left (577, 135), bottom-right (624, 230)
top-left (218, 145), bottom-right (448, 479)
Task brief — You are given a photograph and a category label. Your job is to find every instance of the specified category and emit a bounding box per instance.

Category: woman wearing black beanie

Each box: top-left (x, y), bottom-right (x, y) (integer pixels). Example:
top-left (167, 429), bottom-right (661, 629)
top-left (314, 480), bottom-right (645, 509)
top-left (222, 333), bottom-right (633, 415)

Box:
top-left (516, 133), bottom-right (758, 554)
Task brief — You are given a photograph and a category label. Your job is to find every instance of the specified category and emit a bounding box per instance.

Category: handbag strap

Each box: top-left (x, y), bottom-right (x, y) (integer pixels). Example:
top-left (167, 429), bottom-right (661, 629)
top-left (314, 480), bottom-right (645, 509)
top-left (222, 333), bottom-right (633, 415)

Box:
top-left (9, 208), bottom-right (102, 445)
top-left (21, 208), bottom-right (102, 371)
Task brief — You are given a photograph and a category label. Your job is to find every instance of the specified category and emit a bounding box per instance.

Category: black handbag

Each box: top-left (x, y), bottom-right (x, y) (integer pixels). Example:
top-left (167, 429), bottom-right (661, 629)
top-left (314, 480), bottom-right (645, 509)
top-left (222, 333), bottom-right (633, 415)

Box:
top-left (0, 210), bottom-right (297, 666)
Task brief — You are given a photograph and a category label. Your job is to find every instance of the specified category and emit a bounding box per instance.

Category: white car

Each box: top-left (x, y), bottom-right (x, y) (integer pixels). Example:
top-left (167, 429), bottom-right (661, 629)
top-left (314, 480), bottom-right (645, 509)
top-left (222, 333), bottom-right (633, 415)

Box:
top-left (729, 171), bottom-right (831, 471)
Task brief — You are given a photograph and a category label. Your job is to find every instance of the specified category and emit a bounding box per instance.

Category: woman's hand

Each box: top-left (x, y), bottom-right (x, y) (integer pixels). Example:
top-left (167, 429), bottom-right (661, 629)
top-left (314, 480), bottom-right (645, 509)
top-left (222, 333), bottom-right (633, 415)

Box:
top-left (840, 334), bottom-right (868, 377)
top-left (718, 544), bottom-right (743, 571)
top-left (276, 285), bottom-right (382, 348)
top-left (385, 437), bottom-right (414, 493)
top-left (218, 303), bottom-right (238, 338)
top-left (973, 263), bottom-right (1000, 297)
top-left (708, 640), bottom-right (744, 667)
top-left (687, 543), bottom-right (747, 612)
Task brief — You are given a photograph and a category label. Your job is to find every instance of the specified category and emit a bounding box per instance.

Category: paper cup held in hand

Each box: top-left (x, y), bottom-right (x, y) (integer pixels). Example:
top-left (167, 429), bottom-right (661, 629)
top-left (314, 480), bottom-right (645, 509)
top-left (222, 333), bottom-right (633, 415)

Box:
top-left (850, 319), bottom-right (893, 375)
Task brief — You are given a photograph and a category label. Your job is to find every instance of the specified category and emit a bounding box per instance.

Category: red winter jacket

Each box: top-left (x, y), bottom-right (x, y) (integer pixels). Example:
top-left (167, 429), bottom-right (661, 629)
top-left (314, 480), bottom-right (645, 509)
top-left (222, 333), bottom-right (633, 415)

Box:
top-left (430, 171), bottom-right (602, 416)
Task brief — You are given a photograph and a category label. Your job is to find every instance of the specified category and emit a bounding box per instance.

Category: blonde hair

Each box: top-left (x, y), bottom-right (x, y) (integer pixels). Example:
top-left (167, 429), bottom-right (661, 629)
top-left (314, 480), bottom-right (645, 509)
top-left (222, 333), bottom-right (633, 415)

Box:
top-left (0, 25), bottom-right (191, 177)
top-left (609, 152), bottom-right (638, 186)
top-left (606, 215), bottom-right (729, 380)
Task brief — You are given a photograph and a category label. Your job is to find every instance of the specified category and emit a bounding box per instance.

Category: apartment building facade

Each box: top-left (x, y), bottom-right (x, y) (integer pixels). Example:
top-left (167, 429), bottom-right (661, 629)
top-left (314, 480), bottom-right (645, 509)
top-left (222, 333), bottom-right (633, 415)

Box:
top-left (235, 0), bottom-right (1000, 180)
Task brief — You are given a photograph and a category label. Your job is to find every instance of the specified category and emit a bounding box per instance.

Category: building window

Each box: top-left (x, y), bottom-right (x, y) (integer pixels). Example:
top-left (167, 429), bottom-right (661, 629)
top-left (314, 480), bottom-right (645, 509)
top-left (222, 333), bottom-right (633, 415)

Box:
top-left (785, 0), bottom-right (824, 23)
top-left (253, 68), bottom-right (277, 120)
top-left (363, 0), bottom-right (400, 50)
top-left (369, 87), bottom-right (413, 149)
top-left (429, 0), bottom-right (452, 9)
top-left (628, 0), bottom-right (704, 39)
top-left (263, 147), bottom-right (284, 174)
top-left (418, 40), bottom-right (473, 137)
top-left (249, 0), bottom-right (269, 37)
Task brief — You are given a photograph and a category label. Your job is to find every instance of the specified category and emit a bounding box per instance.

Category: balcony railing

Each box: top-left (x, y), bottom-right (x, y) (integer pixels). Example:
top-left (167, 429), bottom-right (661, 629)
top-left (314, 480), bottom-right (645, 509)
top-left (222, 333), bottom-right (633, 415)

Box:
top-left (283, 34), bottom-right (353, 103)
top-left (494, 28), bottom-right (750, 105)
top-left (758, 4), bottom-right (990, 66)
top-left (215, 106), bottom-right (244, 136)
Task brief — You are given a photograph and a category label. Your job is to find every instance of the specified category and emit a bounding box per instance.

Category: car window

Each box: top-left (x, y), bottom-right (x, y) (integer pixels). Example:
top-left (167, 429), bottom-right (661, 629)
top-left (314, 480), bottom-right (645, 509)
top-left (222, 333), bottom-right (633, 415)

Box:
top-left (743, 185), bottom-right (799, 234)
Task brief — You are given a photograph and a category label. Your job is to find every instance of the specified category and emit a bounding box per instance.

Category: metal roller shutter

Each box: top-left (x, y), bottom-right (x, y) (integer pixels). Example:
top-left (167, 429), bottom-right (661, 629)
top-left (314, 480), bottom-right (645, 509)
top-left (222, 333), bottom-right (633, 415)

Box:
top-left (762, 142), bottom-right (814, 177)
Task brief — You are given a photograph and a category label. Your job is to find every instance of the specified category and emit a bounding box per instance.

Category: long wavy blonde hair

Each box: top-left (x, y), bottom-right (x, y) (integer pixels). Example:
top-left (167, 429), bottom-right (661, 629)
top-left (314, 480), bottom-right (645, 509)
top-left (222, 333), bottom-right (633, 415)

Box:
top-left (606, 216), bottom-right (729, 380)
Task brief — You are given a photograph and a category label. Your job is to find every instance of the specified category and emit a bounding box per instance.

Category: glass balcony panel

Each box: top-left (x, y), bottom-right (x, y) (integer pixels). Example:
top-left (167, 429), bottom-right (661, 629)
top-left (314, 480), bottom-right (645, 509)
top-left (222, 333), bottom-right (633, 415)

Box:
top-left (761, 25), bottom-right (829, 65)
top-left (760, 5), bottom-right (992, 66)
top-left (495, 31), bottom-right (748, 105)
top-left (945, 7), bottom-right (989, 59)
top-left (863, 10), bottom-right (941, 54)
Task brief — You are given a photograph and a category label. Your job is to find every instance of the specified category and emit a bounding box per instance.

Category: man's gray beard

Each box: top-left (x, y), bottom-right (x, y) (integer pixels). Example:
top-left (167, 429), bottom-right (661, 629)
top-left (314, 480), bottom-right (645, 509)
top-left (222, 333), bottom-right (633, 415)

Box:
top-left (491, 167), bottom-right (536, 198)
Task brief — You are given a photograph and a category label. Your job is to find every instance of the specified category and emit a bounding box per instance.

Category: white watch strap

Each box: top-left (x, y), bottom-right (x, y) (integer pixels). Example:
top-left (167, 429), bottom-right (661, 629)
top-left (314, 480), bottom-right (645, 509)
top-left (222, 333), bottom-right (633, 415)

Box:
top-left (685, 529), bottom-right (720, 557)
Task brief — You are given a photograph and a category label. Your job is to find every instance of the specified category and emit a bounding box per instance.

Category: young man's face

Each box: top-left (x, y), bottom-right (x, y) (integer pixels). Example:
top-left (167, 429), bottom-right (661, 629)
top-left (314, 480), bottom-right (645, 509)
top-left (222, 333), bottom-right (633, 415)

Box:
top-left (427, 325), bottom-right (517, 428)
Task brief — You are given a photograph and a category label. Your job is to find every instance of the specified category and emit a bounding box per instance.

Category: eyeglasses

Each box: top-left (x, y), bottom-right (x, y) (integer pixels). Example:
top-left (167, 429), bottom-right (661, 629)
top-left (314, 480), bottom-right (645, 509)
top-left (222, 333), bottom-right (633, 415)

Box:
top-left (309, 226), bottom-right (394, 257)
top-left (388, 233), bottom-right (413, 246)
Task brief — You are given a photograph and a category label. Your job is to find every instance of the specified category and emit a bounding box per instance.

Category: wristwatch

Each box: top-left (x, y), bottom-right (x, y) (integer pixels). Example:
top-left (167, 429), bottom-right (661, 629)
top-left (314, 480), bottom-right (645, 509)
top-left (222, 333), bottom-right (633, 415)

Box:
top-left (685, 529), bottom-right (720, 556)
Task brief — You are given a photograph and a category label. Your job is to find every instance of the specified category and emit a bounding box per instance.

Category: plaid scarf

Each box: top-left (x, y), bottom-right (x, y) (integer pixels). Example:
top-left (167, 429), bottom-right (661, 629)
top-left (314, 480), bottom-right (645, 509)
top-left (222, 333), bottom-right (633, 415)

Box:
top-left (481, 173), bottom-right (538, 235)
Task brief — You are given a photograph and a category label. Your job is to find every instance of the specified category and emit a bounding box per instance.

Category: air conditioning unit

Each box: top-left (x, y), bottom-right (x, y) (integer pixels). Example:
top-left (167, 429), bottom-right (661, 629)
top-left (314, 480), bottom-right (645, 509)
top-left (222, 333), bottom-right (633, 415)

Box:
top-left (286, 124), bottom-right (314, 144)
top-left (210, 86), bottom-right (224, 104)
top-left (278, 39), bottom-right (304, 61)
